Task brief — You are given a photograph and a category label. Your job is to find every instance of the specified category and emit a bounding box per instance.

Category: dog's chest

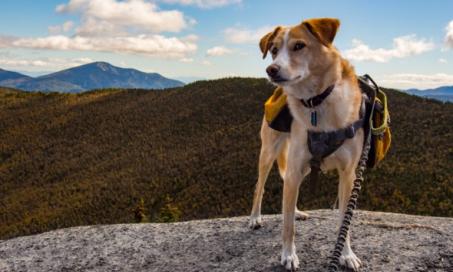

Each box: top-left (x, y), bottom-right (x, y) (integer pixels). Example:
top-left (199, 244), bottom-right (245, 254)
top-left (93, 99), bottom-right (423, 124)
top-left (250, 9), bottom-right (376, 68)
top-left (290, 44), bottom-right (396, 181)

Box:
top-left (289, 99), bottom-right (352, 132)
top-left (287, 91), bottom-right (362, 171)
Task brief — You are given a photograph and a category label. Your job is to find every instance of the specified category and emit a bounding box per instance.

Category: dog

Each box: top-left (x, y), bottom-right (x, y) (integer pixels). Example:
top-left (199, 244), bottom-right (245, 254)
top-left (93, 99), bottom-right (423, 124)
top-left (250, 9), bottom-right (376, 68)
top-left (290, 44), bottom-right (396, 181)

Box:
top-left (249, 18), bottom-right (364, 271)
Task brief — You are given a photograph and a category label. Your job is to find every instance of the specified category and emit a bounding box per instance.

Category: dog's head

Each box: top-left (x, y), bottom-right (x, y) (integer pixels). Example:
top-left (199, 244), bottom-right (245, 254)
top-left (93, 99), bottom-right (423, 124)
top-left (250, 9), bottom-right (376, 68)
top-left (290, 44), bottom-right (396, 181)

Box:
top-left (260, 18), bottom-right (340, 87)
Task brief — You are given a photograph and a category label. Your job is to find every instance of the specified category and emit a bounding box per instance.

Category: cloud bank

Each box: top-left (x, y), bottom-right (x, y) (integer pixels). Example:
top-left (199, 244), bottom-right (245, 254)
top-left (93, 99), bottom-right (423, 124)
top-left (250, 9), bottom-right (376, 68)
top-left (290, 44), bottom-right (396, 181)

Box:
top-left (344, 35), bottom-right (434, 62)
top-left (2, 35), bottom-right (198, 58)
top-left (56, 0), bottom-right (189, 34)
top-left (206, 46), bottom-right (232, 56)
top-left (224, 26), bottom-right (273, 44)
top-left (0, 57), bottom-right (93, 70)
top-left (0, 0), bottom-right (198, 60)
top-left (381, 73), bottom-right (453, 89)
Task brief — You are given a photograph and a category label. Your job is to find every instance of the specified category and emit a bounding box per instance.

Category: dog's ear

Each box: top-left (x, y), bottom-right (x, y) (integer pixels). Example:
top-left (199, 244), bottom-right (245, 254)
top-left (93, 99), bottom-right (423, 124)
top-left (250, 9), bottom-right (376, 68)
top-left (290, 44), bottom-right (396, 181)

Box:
top-left (302, 18), bottom-right (340, 46)
top-left (259, 26), bottom-right (282, 59)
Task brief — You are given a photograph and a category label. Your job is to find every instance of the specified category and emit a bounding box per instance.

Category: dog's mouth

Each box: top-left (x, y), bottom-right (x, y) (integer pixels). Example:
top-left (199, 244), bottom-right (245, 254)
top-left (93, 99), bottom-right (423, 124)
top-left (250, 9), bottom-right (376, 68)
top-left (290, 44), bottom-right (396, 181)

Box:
top-left (270, 75), bottom-right (301, 84)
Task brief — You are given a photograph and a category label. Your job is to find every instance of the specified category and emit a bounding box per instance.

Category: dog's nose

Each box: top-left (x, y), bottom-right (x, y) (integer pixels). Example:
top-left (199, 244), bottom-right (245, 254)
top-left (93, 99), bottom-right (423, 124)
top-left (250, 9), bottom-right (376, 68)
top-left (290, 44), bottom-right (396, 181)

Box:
top-left (266, 64), bottom-right (280, 78)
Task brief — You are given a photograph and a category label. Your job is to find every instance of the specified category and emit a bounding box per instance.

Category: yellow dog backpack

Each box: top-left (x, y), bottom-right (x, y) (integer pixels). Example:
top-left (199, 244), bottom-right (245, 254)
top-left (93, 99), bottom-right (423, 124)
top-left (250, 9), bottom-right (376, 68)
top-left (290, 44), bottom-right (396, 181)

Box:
top-left (264, 87), bottom-right (293, 132)
top-left (264, 74), bottom-right (391, 168)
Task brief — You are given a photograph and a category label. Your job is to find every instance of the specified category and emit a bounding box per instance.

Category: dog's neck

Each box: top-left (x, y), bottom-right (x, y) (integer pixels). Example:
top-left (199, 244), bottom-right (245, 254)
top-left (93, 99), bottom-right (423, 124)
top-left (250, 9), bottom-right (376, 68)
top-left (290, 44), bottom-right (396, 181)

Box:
top-left (284, 58), bottom-right (362, 130)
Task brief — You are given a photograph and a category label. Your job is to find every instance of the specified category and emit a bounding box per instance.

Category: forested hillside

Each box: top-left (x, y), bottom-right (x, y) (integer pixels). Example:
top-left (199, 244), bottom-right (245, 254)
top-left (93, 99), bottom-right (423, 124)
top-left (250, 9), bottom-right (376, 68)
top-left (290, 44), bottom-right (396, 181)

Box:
top-left (0, 78), bottom-right (451, 240)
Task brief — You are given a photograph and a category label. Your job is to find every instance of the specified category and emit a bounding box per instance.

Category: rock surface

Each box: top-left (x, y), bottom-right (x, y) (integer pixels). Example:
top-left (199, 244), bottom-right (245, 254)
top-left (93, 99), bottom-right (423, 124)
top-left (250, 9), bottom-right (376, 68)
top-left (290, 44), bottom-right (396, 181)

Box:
top-left (0, 210), bottom-right (452, 272)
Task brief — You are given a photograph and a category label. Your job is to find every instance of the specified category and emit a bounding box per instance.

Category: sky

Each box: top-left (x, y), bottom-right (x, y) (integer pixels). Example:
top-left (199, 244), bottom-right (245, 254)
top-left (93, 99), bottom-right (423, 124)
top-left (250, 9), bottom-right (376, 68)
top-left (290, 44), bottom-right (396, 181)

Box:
top-left (1, 0), bottom-right (453, 89)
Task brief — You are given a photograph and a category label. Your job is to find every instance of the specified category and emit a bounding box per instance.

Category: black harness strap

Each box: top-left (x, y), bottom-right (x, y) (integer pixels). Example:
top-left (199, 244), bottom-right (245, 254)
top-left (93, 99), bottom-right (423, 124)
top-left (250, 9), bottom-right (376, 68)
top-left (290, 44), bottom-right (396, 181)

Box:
top-left (307, 118), bottom-right (364, 184)
top-left (300, 85), bottom-right (365, 185)
top-left (308, 118), bottom-right (364, 159)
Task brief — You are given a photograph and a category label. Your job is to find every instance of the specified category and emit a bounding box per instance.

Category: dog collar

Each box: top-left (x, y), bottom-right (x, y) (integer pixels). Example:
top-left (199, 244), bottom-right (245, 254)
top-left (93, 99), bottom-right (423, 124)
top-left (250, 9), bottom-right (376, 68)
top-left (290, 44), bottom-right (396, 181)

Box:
top-left (300, 85), bottom-right (334, 108)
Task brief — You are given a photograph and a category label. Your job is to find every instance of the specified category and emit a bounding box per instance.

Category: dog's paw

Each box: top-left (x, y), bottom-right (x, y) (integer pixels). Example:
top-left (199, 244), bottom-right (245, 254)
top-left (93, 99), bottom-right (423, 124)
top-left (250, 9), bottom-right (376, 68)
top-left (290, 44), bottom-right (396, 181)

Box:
top-left (249, 215), bottom-right (262, 230)
top-left (295, 209), bottom-right (309, 221)
top-left (340, 251), bottom-right (362, 271)
top-left (281, 249), bottom-right (299, 271)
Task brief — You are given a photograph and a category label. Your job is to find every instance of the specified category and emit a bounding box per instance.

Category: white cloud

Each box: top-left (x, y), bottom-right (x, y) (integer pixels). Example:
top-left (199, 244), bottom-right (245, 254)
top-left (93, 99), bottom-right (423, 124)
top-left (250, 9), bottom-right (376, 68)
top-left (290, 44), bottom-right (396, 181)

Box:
top-left (179, 57), bottom-right (194, 63)
top-left (438, 58), bottom-right (448, 64)
top-left (380, 73), bottom-right (453, 89)
top-left (344, 35), bottom-right (435, 63)
top-left (0, 57), bottom-right (93, 70)
top-left (0, 0), bottom-right (200, 60)
top-left (206, 46), bottom-right (232, 56)
top-left (444, 20), bottom-right (453, 49)
top-left (56, 0), bottom-right (189, 35)
top-left (0, 0), bottom-right (200, 59)
top-left (0, 34), bottom-right (197, 59)
top-left (0, 36), bottom-right (16, 48)
top-left (224, 26), bottom-right (273, 44)
top-left (160, 0), bottom-right (241, 8)
top-left (48, 21), bottom-right (74, 34)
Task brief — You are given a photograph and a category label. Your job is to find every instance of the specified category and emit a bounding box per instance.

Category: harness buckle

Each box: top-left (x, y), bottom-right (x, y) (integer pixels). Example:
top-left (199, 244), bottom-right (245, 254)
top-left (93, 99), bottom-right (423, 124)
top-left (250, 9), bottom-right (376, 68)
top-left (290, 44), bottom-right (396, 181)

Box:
top-left (345, 126), bottom-right (355, 138)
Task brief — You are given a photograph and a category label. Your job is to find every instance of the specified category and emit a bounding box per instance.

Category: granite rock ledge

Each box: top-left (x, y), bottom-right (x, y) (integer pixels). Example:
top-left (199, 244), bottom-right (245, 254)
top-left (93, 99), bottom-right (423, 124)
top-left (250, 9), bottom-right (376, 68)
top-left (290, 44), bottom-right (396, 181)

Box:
top-left (0, 210), bottom-right (452, 272)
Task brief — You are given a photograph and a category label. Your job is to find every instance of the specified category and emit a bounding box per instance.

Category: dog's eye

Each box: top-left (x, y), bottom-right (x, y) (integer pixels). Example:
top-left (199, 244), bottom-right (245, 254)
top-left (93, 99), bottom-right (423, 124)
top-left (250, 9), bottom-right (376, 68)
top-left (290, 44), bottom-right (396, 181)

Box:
top-left (271, 47), bottom-right (278, 55)
top-left (294, 42), bottom-right (306, 51)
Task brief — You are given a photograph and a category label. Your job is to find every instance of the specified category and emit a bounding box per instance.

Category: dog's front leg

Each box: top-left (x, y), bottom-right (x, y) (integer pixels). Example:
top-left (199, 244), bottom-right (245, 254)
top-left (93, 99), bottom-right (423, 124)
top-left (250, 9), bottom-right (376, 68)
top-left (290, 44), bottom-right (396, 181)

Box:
top-left (281, 174), bottom-right (301, 270)
top-left (280, 144), bottom-right (308, 270)
top-left (338, 168), bottom-right (362, 271)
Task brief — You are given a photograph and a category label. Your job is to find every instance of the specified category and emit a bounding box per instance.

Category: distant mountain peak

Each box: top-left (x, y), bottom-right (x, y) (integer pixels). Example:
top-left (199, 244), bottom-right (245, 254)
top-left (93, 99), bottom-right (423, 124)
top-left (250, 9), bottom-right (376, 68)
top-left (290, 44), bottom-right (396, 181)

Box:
top-left (404, 86), bottom-right (453, 102)
top-left (0, 62), bottom-right (184, 92)
top-left (88, 61), bottom-right (115, 70)
top-left (0, 69), bottom-right (31, 85)
top-left (93, 61), bottom-right (110, 66)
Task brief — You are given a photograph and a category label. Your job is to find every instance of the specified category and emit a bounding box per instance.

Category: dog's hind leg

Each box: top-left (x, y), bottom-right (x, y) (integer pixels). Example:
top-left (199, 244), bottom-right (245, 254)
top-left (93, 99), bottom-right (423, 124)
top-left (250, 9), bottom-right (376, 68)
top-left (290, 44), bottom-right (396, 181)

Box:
top-left (249, 119), bottom-right (287, 229)
top-left (337, 168), bottom-right (362, 271)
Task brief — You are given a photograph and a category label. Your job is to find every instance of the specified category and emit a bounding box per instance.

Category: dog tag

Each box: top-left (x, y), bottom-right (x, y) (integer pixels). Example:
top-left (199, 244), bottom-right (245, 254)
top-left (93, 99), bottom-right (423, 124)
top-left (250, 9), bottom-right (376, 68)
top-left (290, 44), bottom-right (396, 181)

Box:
top-left (311, 111), bottom-right (317, 126)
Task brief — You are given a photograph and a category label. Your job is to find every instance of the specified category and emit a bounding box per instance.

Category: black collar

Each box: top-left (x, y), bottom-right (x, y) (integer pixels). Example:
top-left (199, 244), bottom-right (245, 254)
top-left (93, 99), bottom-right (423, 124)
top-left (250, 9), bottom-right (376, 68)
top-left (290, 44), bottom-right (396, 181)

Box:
top-left (300, 85), bottom-right (334, 108)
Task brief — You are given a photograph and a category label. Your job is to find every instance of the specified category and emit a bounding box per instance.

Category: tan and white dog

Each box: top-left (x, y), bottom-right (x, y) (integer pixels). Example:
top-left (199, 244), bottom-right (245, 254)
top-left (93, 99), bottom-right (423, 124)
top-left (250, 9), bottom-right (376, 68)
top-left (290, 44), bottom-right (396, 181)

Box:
top-left (249, 18), bottom-right (364, 271)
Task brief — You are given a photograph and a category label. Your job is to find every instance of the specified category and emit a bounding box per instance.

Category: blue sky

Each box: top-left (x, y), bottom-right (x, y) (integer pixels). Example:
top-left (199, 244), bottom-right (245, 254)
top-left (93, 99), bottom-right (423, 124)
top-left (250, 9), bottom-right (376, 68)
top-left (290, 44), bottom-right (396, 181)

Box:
top-left (1, 0), bottom-right (453, 89)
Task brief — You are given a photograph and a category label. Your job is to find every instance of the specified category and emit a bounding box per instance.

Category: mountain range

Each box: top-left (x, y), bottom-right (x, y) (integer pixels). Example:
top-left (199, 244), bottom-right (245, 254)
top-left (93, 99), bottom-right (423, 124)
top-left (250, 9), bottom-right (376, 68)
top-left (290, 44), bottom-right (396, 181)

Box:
top-left (405, 86), bottom-right (453, 102)
top-left (0, 62), bottom-right (184, 92)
